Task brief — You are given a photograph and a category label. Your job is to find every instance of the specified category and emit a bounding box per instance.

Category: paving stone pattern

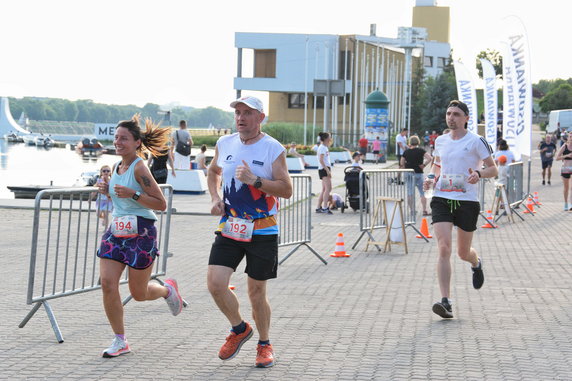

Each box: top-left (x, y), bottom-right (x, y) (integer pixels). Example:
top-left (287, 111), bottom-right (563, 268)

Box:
top-left (1, 131), bottom-right (571, 380)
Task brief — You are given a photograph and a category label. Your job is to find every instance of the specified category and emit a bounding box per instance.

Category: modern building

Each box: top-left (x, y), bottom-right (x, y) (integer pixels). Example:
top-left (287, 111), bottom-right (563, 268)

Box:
top-left (233, 0), bottom-right (450, 147)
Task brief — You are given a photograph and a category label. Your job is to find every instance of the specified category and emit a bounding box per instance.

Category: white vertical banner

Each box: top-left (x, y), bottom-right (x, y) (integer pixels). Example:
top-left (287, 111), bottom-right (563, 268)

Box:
top-left (501, 42), bottom-right (520, 161)
top-left (453, 61), bottom-right (478, 134)
top-left (504, 16), bottom-right (533, 158)
top-left (480, 58), bottom-right (498, 152)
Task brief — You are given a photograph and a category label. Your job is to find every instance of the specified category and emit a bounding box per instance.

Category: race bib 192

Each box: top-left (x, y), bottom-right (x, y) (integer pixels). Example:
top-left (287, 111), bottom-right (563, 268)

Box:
top-left (110, 215), bottom-right (138, 238)
top-left (221, 217), bottom-right (254, 242)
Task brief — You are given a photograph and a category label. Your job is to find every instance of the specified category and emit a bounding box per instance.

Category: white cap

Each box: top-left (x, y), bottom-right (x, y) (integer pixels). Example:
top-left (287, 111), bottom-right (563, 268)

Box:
top-left (230, 96), bottom-right (264, 113)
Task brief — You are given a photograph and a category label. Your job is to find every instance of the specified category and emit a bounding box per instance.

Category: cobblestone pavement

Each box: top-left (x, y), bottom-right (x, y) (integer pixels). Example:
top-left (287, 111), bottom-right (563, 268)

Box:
top-left (1, 131), bottom-right (571, 380)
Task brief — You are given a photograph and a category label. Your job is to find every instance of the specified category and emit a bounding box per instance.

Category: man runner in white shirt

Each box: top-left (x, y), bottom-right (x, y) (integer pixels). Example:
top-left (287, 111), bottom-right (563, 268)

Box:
top-left (424, 100), bottom-right (498, 319)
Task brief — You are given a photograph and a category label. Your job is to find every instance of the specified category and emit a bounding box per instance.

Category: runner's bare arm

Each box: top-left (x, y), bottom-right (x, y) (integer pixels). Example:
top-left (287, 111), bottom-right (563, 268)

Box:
top-left (127, 161), bottom-right (167, 211)
top-left (235, 152), bottom-right (292, 199)
top-left (207, 145), bottom-right (225, 215)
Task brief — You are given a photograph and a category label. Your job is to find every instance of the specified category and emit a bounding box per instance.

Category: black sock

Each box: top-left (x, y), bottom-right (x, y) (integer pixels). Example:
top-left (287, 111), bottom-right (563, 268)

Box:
top-left (232, 321), bottom-right (246, 335)
top-left (258, 340), bottom-right (270, 346)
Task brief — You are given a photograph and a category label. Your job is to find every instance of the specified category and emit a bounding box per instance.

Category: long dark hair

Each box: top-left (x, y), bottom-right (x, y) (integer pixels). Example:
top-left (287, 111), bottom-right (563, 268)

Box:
top-left (116, 114), bottom-right (171, 158)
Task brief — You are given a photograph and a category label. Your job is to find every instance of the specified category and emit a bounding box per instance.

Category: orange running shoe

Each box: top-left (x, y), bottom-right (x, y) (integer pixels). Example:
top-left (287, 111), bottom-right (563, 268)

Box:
top-left (255, 343), bottom-right (275, 368)
top-left (218, 322), bottom-right (253, 361)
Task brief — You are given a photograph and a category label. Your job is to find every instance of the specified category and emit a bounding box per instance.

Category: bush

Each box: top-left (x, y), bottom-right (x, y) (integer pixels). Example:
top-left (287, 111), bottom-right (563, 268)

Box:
top-left (192, 135), bottom-right (220, 147)
top-left (262, 122), bottom-right (315, 145)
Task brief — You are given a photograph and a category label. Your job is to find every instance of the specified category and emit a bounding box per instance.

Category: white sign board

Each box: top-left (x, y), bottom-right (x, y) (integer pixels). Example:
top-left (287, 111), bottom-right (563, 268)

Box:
top-left (94, 123), bottom-right (117, 140)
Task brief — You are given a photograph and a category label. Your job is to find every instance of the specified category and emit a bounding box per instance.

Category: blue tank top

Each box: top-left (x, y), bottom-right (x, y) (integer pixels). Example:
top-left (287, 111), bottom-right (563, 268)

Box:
top-left (109, 157), bottom-right (157, 221)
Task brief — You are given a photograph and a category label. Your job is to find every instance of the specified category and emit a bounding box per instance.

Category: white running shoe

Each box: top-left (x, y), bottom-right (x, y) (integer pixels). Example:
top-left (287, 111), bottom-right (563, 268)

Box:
top-left (102, 336), bottom-right (130, 358)
top-left (164, 278), bottom-right (183, 316)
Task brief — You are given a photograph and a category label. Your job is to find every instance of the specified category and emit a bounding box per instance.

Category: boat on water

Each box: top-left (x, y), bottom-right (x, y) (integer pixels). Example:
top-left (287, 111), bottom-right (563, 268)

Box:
top-left (35, 135), bottom-right (55, 148)
top-left (22, 134), bottom-right (37, 145)
top-left (3, 132), bottom-right (24, 143)
top-left (75, 137), bottom-right (104, 156)
top-left (7, 171), bottom-right (99, 199)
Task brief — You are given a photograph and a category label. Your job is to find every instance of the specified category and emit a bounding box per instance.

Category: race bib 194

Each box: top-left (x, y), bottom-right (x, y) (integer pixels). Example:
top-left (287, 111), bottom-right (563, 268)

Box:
top-left (110, 215), bottom-right (138, 238)
top-left (221, 217), bottom-right (254, 242)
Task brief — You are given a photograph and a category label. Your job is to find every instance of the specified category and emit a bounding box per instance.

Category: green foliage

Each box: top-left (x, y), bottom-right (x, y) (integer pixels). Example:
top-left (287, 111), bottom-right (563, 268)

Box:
top-left (192, 135), bottom-right (221, 147)
top-left (262, 122), bottom-right (315, 145)
top-left (411, 71), bottom-right (457, 135)
top-left (476, 49), bottom-right (502, 79)
top-left (7, 97), bottom-right (233, 127)
top-left (539, 83), bottom-right (572, 113)
top-left (534, 78), bottom-right (572, 98)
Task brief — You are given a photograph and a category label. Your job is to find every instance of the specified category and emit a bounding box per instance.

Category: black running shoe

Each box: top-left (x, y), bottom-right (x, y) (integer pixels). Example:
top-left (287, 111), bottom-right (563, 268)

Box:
top-left (432, 298), bottom-right (453, 319)
top-left (472, 258), bottom-right (484, 289)
top-left (542, 180), bottom-right (545, 185)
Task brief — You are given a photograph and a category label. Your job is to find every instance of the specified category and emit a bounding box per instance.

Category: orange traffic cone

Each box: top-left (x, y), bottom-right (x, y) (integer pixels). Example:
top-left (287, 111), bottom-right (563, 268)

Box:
top-left (523, 197), bottom-right (536, 214)
top-left (481, 210), bottom-right (498, 228)
top-left (330, 233), bottom-right (350, 257)
top-left (416, 217), bottom-right (432, 238)
top-left (533, 191), bottom-right (542, 205)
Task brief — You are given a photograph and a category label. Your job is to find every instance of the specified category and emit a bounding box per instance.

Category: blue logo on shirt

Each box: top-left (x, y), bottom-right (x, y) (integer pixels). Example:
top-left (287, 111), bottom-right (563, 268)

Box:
top-left (252, 160), bottom-right (264, 166)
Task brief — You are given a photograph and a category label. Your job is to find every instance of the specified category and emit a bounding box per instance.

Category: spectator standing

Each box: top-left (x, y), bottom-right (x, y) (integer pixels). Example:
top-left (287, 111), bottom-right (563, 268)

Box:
top-left (171, 120), bottom-right (193, 170)
top-left (358, 135), bottom-right (369, 156)
top-left (494, 139), bottom-right (516, 165)
top-left (395, 128), bottom-right (408, 167)
top-left (194, 144), bottom-right (209, 175)
top-left (372, 136), bottom-right (382, 164)
top-left (400, 135), bottom-right (432, 216)
top-left (148, 149), bottom-right (175, 184)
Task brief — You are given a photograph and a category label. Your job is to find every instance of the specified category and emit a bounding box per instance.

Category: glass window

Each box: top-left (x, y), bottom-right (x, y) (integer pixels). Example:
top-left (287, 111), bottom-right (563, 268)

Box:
top-left (424, 56), bottom-right (433, 67)
top-left (437, 57), bottom-right (447, 68)
top-left (288, 94), bottom-right (305, 109)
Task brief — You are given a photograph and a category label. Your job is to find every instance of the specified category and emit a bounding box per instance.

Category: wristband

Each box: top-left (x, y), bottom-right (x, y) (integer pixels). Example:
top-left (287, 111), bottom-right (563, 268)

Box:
top-left (476, 170), bottom-right (481, 178)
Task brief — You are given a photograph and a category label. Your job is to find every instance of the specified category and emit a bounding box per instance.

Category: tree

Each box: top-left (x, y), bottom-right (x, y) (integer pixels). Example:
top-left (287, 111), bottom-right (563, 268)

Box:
top-left (409, 61), bottom-right (426, 136)
top-left (476, 49), bottom-right (502, 79)
top-left (539, 83), bottom-right (572, 112)
top-left (417, 71), bottom-right (457, 133)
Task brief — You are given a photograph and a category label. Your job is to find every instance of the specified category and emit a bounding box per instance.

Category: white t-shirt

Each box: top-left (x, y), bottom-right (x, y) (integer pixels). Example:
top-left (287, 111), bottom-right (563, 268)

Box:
top-left (317, 144), bottom-right (331, 170)
top-left (494, 149), bottom-right (515, 164)
top-left (395, 134), bottom-right (407, 155)
top-left (496, 165), bottom-right (509, 186)
top-left (433, 131), bottom-right (493, 202)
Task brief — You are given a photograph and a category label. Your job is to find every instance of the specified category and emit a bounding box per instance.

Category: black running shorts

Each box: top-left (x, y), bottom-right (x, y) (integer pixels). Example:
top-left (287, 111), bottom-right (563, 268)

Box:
top-left (318, 167), bottom-right (331, 179)
top-left (209, 233), bottom-right (278, 281)
top-left (430, 196), bottom-right (481, 232)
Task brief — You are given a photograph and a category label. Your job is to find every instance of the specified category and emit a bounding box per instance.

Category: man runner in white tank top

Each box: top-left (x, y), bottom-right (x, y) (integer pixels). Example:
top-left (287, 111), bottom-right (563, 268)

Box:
top-left (206, 96), bottom-right (292, 368)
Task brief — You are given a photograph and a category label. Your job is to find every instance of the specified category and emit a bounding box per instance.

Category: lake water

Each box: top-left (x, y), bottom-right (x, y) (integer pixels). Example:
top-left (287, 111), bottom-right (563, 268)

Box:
top-left (0, 140), bottom-right (214, 199)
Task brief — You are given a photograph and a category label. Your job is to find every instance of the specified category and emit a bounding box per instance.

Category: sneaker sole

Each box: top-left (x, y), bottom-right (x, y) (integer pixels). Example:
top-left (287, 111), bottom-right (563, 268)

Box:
top-left (219, 328), bottom-right (253, 361)
top-left (102, 348), bottom-right (131, 358)
top-left (256, 359), bottom-right (275, 368)
top-left (432, 303), bottom-right (453, 319)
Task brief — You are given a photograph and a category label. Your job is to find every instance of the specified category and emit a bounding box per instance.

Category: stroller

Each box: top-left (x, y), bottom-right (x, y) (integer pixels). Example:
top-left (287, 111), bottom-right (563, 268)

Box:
top-left (341, 166), bottom-right (368, 213)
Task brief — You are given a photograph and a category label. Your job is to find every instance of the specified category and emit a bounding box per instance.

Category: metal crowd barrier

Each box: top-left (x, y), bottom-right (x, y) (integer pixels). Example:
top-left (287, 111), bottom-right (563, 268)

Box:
top-left (277, 174), bottom-right (325, 265)
top-left (19, 185), bottom-right (175, 343)
top-left (507, 161), bottom-right (525, 206)
top-left (351, 169), bottom-right (428, 251)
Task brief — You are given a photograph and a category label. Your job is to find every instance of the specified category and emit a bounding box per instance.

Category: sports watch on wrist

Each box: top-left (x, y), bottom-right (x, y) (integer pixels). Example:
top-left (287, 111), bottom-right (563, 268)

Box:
top-left (253, 176), bottom-right (263, 189)
top-left (132, 191), bottom-right (141, 200)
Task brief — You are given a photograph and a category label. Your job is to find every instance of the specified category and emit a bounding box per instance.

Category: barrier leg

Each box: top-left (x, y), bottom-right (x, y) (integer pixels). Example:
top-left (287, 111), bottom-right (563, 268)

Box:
top-left (279, 243), bottom-right (327, 265)
top-left (43, 301), bottom-right (64, 343)
top-left (407, 224), bottom-right (429, 243)
top-left (19, 302), bottom-right (42, 328)
top-left (122, 295), bottom-right (133, 306)
top-left (479, 211), bottom-right (497, 228)
top-left (351, 230), bottom-right (367, 250)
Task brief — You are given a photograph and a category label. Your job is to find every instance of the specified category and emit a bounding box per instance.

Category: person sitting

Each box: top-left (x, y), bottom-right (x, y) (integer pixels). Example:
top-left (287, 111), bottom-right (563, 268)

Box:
top-left (287, 142), bottom-right (308, 167)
